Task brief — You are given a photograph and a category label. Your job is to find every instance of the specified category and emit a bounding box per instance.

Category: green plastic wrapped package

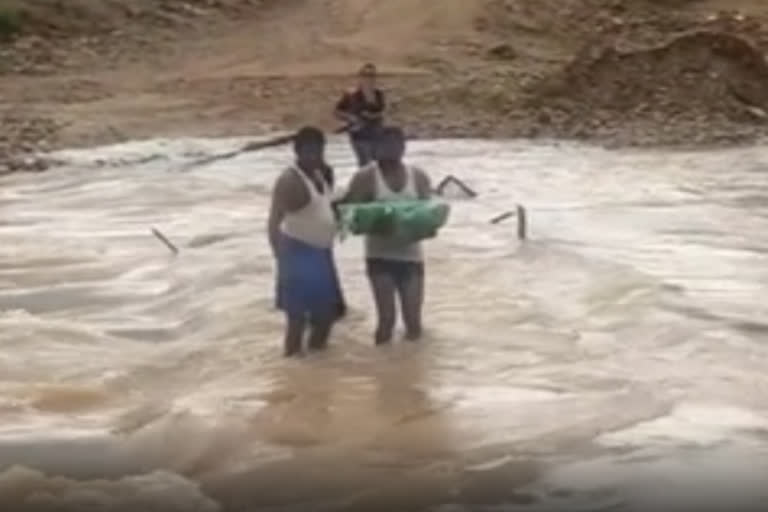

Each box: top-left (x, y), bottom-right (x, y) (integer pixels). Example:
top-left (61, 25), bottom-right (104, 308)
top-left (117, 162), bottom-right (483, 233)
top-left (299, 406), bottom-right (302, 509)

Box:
top-left (339, 199), bottom-right (451, 243)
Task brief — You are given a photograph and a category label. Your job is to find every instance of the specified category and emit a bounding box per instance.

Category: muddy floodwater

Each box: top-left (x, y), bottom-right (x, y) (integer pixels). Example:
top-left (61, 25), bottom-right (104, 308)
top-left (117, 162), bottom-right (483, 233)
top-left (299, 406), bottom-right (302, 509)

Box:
top-left (1, 137), bottom-right (768, 511)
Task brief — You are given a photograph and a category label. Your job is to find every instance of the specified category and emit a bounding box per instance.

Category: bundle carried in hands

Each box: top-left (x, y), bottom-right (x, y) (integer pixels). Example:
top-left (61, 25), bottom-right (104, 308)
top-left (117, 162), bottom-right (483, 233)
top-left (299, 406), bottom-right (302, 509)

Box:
top-left (338, 200), bottom-right (451, 243)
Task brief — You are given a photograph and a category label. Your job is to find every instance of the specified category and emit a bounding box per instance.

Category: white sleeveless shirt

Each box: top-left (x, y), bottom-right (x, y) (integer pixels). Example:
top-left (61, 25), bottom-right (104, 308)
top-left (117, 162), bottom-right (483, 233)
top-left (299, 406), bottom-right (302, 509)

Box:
top-left (364, 163), bottom-right (424, 262)
top-left (280, 166), bottom-right (337, 249)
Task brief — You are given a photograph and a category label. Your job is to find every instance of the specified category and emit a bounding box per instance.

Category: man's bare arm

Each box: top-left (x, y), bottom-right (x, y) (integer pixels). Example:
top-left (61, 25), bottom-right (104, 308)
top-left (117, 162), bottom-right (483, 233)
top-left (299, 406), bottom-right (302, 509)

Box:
top-left (335, 109), bottom-right (357, 125)
top-left (335, 168), bottom-right (374, 205)
top-left (413, 168), bottom-right (432, 200)
top-left (359, 110), bottom-right (382, 120)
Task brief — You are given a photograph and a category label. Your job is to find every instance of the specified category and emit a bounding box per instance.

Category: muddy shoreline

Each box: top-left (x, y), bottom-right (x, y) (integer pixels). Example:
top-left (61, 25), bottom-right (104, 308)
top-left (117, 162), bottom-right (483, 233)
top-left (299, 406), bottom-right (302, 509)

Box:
top-left (3, 1), bottom-right (768, 174)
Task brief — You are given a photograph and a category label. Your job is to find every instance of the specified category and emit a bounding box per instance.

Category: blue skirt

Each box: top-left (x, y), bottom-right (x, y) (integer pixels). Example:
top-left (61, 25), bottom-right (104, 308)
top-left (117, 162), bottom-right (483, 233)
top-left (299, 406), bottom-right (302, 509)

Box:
top-left (275, 234), bottom-right (345, 318)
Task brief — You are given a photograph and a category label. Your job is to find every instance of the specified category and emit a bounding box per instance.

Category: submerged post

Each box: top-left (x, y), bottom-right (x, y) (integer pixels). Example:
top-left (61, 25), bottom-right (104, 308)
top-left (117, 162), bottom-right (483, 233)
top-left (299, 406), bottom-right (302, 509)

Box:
top-left (151, 227), bottom-right (179, 255)
top-left (490, 211), bottom-right (515, 224)
top-left (435, 175), bottom-right (477, 198)
top-left (516, 204), bottom-right (527, 240)
top-left (489, 204), bottom-right (527, 240)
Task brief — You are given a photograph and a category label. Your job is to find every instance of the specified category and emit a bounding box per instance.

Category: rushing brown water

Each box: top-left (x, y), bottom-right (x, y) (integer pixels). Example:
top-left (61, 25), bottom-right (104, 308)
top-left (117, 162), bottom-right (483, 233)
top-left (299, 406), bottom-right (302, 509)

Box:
top-left (2, 137), bottom-right (768, 511)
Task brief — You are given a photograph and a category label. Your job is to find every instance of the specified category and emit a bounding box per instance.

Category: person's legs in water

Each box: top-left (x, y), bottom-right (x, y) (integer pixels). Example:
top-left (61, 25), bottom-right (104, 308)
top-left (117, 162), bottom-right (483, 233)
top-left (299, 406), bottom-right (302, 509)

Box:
top-left (276, 242), bottom-right (307, 356)
top-left (366, 260), bottom-right (398, 344)
top-left (284, 313), bottom-right (306, 357)
top-left (306, 248), bottom-right (341, 351)
top-left (395, 262), bottom-right (425, 341)
top-left (307, 311), bottom-right (334, 351)
top-left (277, 236), bottom-right (340, 357)
top-left (329, 249), bottom-right (347, 320)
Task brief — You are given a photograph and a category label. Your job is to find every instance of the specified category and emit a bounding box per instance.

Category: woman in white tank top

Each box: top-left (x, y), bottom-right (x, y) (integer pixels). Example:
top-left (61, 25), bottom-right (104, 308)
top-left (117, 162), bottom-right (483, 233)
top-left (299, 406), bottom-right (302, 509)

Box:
top-left (267, 127), bottom-right (345, 357)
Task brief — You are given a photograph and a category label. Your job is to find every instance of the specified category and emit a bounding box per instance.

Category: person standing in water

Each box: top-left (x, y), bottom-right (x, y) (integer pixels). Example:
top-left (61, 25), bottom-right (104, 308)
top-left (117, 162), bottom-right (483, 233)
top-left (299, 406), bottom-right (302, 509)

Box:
top-left (274, 159), bottom-right (347, 318)
top-left (268, 126), bottom-right (343, 357)
top-left (338, 126), bottom-right (432, 344)
top-left (334, 62), bottom-right (386, 167)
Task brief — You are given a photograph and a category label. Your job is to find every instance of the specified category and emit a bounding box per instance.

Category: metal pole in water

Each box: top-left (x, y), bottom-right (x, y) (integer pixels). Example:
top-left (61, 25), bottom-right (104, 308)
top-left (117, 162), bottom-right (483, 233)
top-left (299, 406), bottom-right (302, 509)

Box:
top-left (489, 204), bottom-right (527, 241)
top-left (490, 211), bottom-right (515, 224)
top-left (435, 175), bottom-right (477, 198)
top-left (151, 227), bottom-right (179, 255)
top-left (516, 204), bottom-right (527, 240)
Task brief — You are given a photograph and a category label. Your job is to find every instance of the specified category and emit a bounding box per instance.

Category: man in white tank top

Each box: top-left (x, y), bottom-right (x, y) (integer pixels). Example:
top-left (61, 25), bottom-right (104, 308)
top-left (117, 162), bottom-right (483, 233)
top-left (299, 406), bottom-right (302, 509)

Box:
top-left (267, 127), bottom-right (345, 357)
top-left (337, 126), bottom-right (433, 345)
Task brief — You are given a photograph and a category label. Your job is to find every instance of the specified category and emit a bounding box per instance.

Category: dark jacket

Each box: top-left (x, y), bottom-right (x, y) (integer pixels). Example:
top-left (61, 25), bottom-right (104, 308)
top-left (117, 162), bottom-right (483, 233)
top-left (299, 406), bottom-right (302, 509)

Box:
top-left (335, 88), bottom-right (385, 140)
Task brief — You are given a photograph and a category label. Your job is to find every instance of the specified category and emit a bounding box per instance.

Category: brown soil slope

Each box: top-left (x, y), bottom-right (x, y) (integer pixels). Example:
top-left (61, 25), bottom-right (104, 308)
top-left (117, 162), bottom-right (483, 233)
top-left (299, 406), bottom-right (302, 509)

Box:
top-left (3, 0), bottom-right (768, 171)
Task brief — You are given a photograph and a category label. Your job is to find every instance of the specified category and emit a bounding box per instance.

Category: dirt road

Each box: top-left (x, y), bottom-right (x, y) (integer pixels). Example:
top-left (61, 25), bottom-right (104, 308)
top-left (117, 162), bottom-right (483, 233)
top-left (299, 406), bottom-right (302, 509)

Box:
top-left (3, 0), bottom-right (768, 171)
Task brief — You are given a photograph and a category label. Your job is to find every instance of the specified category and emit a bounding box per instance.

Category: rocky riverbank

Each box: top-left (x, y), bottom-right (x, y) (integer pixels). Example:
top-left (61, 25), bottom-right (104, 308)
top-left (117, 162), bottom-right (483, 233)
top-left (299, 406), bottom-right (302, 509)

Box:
top-left (2, 0), bottom-right (768, 173)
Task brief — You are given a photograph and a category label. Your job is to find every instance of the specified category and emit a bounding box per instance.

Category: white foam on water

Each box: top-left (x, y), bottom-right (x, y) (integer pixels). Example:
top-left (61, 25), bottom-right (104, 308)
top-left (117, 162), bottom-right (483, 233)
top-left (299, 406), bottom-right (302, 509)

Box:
top-left (599, 403), bottom-right (768, 448)
top-left (0, 466), bottom-right (220, 512)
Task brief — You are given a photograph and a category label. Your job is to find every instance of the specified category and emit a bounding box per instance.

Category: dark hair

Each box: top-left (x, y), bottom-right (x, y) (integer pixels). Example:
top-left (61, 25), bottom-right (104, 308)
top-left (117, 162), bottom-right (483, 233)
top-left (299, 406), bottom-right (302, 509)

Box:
top-left (359, 62), bottom-right (377, 76)
top-left (378, 125), bottom-right (405, 143)
top-left (293, 126), bottom-right (325, 151)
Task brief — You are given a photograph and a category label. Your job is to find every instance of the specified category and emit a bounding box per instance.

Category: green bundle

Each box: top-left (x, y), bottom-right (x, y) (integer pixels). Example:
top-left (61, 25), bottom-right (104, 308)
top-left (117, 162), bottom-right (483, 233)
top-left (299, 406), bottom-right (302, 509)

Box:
top-left (339, 199), bottom-right (451, 243)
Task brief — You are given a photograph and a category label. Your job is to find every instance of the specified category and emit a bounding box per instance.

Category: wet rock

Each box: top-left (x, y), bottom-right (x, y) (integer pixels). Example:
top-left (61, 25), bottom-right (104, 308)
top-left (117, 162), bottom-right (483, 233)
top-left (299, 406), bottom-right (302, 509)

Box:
top-left (487, 43), bottom-right (517, 60)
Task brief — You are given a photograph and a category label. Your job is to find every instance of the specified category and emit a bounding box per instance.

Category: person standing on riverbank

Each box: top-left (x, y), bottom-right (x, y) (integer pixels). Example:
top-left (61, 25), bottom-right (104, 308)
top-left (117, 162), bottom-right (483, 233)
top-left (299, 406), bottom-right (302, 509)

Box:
top-left (334, 63), bottom-right (386, 167)
top-left (337, 126), bottom-right (432, 345)
top-left (268, 126), bottom-right (344, 357)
